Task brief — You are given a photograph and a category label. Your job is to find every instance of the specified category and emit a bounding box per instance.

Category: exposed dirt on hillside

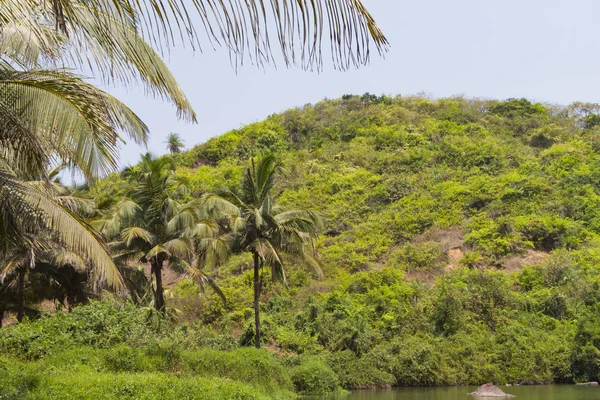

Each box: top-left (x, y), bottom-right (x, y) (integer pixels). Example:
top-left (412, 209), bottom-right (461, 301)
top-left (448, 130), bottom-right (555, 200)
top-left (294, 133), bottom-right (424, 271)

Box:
top-left (413, 228), bottom-right (464, 251)
top-left (503, 250), bottom-right (549, 272)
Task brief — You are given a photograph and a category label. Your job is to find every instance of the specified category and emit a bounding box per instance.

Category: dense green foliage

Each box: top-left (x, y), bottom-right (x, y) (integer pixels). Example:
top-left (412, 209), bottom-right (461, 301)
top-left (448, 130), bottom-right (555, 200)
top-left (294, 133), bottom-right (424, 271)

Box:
top-left (5, 95), bottom-right (600, 396)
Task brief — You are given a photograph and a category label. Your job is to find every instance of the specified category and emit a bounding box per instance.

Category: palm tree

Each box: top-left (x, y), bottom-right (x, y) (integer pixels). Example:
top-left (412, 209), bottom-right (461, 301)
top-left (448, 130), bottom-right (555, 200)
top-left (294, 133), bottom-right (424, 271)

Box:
top-left (203, 153), bottom-right (323, 348)
top-left (1, 0), bottom-right (388, 73)
top-left (95, 153), bottom-right (223, 313)
top-left (0, 65), bottom-right (153, 290)
top-left (0, 167), bottom-right (109, 321)
top-left (0, 0), bottom-right (193, 287)
top-left (165, 133), bottom-right (184, 154)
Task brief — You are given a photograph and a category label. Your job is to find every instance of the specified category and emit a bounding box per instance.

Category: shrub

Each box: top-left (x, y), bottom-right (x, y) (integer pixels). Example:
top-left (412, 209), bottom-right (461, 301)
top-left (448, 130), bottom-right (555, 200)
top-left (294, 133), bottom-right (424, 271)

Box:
top-left (289, 357), bottom-right (340, 395)
top-left (325, 351), bottom-right (394, 389)
top-left (181, 348), bottom-right (293, 393)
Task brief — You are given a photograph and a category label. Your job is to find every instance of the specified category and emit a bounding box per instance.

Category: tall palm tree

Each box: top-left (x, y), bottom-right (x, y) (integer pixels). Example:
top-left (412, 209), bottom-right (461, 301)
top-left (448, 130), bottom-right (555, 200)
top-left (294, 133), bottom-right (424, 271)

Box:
top-left (165, 133), bottom-right (184, 154)
top-left (203, 153), bottom-right (323, 348)
top-left (95, 153), bottom-right (223, 313)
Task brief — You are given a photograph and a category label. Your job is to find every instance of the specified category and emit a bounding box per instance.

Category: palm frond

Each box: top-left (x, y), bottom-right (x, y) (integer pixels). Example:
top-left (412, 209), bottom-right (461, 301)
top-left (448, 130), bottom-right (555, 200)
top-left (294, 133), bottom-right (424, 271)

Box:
top-left (121, 226), bottom-right (155, 246)
top-left (0, 22), bottom-right (64, 67)
top-left (163, 237), bottom-right (192, 259)
top-left (6, 0), bottom-right (388, 71)
top-left (145, 244), bottom-right (169, 260)
top-left (183, 262), bottom-right (226, 306)
top-left (252, 238), bottom-right (284, 282)
top-left (66, 4), bottom-right (196, 121)
top-left (42, 248), bottom-right (87, 272)
top-left (202, 194), bottom-right (242, 218)
top-left (0, 67), bottom-right (148, 179)
top-left (196, 236), bottom-right (230, 269)
top-left (274, 209), bottom-right (324, 234)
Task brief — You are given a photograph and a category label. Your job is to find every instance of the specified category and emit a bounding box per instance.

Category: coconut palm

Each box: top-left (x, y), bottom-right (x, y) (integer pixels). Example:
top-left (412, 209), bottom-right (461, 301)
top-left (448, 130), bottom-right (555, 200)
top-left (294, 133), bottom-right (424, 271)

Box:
top-left (202, 153), bottom-right (323, 348)
top-left (165, 133), bottom-right (184, 154)
top-left (95, 153), bottom-right (223, 313)
top-left (0, 65), bottom-right (153, 290)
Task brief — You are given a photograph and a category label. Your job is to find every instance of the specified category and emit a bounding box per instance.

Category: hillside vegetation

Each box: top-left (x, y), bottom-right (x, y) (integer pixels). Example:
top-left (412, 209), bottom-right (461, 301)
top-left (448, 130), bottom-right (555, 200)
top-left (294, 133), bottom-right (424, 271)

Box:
top-left (4, 95), bottom-right (600, 397)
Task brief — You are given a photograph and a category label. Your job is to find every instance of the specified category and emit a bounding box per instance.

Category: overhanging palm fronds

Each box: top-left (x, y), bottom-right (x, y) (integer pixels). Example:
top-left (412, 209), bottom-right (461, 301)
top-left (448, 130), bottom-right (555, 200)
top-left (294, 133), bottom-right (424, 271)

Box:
top-left (0, 65), bottom-right (148, 179)
top-left (1, 0), bottom-right (388, 73)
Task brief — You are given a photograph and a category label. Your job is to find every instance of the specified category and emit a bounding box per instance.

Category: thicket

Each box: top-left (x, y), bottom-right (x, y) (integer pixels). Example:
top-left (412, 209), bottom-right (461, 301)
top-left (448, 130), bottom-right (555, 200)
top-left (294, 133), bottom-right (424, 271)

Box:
top-left (5, 95), bottom-right (600, 395)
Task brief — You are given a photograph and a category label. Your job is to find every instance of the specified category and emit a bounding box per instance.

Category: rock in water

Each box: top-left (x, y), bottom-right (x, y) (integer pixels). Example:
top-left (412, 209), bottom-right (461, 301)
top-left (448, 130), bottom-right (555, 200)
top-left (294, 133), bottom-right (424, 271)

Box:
top-left (469, 383), bottom-right (515, 398)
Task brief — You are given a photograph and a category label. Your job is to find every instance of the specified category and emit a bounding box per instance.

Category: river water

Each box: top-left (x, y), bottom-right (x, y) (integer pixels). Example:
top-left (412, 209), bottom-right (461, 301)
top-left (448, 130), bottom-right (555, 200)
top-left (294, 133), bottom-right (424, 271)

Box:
top-left (318, 385), bottom-right (600, 400)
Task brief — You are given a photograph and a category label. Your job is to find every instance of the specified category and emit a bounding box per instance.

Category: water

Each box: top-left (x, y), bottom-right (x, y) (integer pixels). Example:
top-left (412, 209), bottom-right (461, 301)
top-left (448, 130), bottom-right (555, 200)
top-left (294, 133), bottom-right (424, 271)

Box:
top-left (318, 385), bottom-right (600, 400)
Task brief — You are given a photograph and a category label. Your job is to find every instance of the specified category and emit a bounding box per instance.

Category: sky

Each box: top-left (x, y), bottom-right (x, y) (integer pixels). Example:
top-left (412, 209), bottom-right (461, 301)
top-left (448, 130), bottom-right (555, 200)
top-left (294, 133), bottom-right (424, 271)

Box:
top-left (103, 0), bottom-right (600, 167)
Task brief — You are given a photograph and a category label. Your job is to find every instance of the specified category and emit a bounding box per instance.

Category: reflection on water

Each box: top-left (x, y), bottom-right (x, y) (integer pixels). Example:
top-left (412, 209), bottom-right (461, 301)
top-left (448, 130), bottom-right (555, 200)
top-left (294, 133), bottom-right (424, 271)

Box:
top-left (318, 385), bottom-right (600, 400)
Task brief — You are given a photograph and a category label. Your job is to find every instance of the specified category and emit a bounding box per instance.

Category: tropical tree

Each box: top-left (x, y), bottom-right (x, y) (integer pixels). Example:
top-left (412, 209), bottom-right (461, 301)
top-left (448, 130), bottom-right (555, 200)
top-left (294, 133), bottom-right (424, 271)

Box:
top-left (203, 153), bottom-right (323, 348)
top-left (95, 153), bottom-right (223, 313)
top-left (0, 0), bottom-right (194, 291)
top-left (0, 167), bottom-right (103, 322)
top-left (0, 65), bottom-right (151, 290)
top-left (165, 133), bottom-right (184, 154)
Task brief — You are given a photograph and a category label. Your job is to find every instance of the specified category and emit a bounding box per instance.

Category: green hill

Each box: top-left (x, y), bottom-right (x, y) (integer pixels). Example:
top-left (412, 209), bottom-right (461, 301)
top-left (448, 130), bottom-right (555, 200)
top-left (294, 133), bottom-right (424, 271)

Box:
top-left (5, 95), bottom-right (600, 397)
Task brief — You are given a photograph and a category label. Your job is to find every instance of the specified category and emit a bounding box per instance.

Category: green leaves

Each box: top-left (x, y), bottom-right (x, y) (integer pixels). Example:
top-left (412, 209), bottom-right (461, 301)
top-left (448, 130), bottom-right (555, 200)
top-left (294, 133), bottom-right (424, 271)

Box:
top-left (0, 66), bottom-right (148, 180)
top-left (202, 153), bottom-right (323, 283)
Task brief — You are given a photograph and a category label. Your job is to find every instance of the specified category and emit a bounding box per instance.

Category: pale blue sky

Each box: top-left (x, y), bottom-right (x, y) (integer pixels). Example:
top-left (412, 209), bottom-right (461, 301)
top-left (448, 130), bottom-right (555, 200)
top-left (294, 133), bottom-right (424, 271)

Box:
top-left (104, 0), bottom-right (600, 167)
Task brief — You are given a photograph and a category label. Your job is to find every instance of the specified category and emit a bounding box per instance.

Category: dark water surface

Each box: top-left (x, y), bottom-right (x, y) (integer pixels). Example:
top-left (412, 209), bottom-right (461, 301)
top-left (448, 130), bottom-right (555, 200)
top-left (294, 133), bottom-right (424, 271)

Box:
top-left (318, 385), bottom-right (600, 400)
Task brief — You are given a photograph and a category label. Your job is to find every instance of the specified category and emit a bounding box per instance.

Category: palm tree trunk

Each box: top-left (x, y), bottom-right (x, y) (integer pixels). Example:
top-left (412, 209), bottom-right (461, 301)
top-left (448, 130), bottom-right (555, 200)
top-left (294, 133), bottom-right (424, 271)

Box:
top-left (0, 310), bottom-right (4, 327)
top-left (16, 267), bottom-right (25, 323)
top-left (151, 258), bottom-right (166, 313)
top-left (253, 251), bottom-right (261, 349)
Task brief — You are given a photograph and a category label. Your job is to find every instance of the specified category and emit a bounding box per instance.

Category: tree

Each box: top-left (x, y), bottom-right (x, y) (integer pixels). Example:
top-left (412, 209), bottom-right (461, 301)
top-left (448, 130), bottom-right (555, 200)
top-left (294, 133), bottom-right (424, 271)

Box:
top-left (0, 235), bottom-right (90, 321)
top-left (203, 153), bottom-right (323, 348)
top-left (0, 66), bottom-right (151, 290)
top-left (95, 153), bottom-right (223, 313)
top-left (0, 0), bottom-right (195, 288)
top-left (0, 167), bottom-right (106, 322)
top-left (165, 133), bottom-right (185, 154)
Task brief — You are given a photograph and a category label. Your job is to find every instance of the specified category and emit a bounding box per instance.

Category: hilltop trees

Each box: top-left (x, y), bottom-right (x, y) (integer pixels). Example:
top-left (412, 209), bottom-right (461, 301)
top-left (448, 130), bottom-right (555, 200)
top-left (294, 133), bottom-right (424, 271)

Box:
top-left (166, 133), bottom-right (185, 154)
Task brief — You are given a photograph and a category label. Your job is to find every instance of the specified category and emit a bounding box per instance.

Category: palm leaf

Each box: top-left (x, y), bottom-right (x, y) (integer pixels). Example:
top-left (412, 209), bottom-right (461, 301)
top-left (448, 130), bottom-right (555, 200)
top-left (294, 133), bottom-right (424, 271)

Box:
top-left (6, 0), bottom-right (389, 71)
top-left (0, 66), bottom-right (148, 179)
top-left (121, 226), bottom-right (155, 246)
top-left (163, 238), bottom-right (192, 259)
top-left (182, 261), bottom-right (226, 306)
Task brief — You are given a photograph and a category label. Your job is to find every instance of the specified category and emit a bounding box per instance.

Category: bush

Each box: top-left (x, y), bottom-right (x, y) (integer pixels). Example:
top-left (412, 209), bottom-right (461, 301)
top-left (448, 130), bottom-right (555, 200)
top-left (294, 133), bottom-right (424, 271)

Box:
top-left (289, 357), bottom-right (340, 395)
top-left (181, 348), bottom-right (293, 393)
top-left (325, 351), bottom-right (394, 389)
